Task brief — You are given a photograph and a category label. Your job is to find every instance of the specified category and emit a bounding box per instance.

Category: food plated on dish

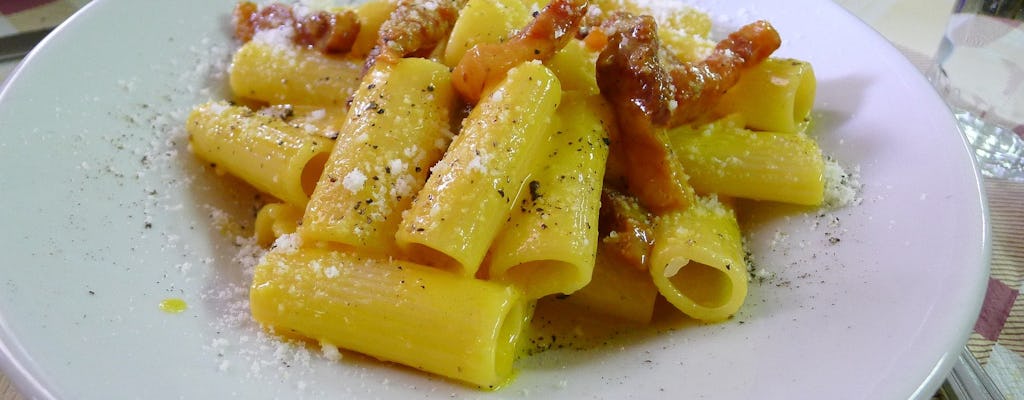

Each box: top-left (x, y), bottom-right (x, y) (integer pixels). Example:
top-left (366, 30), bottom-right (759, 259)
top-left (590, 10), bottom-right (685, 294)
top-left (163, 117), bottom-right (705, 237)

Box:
top-left (0, 0), bottom-right (987, 398)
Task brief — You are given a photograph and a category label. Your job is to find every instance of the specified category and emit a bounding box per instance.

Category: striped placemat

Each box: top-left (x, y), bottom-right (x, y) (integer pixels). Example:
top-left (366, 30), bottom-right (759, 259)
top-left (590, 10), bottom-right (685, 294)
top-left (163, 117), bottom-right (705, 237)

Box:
top-left (969, 178), bottom-right (1024, 396)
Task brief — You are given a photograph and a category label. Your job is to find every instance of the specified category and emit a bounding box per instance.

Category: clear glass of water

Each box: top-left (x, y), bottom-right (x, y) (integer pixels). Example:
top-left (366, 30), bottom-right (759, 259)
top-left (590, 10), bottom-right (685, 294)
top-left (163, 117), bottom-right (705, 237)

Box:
top-left (928, 0), bottom-right (1024, 181)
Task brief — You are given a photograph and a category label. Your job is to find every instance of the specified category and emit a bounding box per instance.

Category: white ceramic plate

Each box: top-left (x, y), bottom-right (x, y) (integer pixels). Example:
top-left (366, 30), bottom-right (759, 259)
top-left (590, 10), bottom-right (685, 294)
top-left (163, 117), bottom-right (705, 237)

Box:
top-left (0, 0), bottom-right (988, 399)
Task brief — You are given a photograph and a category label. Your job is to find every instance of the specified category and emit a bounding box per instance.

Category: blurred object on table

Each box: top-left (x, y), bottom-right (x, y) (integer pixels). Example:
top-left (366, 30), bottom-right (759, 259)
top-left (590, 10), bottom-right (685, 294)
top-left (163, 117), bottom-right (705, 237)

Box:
top-left (0, 0), bottom-right (90, 79)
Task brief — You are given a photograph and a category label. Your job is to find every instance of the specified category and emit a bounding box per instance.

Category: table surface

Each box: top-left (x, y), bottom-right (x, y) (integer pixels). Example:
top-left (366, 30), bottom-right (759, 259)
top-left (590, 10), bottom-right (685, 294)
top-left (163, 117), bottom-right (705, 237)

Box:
top-left (2, 0), bottom-right (1023, 399)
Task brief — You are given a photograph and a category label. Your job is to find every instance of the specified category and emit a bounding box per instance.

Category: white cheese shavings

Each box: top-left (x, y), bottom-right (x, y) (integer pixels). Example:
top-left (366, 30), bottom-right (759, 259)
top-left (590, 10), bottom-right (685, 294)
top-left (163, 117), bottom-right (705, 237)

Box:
top-left (320, 342), bottom-right (343, 361)
top-left (251, 25), bottom-right (296, 50)
top-left (466, 150), bottom-right (494, 174)
top-left (822, 157), bottom-right (863, 209)
top-left (272, 233), bottom-right (303, 254)
top-left (342, 168), bottom-right (367, 193)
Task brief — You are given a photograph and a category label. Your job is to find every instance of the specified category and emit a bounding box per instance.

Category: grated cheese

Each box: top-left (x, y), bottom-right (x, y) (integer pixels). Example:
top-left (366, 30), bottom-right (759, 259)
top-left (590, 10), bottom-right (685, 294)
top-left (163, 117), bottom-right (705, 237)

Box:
top-left (342, 168), bottom-right (367, 193)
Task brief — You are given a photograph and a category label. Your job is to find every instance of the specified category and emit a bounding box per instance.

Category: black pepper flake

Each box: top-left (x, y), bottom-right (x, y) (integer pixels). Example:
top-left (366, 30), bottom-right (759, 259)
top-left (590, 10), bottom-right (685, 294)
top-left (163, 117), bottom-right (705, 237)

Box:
top-left (366, 199), bottom-right (374, 204)
top-left (497, 189), bottom-right (505, 198)
top-left (533, 48), bottom-right (540, 55)
top-left (144, 222), bottom-right (153, 229)
top-left (377, 108), bottom-right (386, 114)
top-left (367, 83), bottom-right (376, 90)
top-left (828, 237), bottom-right (841, 244)
top-left (426, 84), bottom-right (435, 92)
top-left (602, 137), bottom-right (611, 146)
top-left (528, 180), bottom-right (541, 201)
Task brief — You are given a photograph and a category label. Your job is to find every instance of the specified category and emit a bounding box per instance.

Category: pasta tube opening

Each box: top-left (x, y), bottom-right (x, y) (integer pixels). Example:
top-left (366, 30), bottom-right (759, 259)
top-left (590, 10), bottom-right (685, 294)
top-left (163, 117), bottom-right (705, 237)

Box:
top-left (792, 64), bottom-right (816, 127)
top-left (186, 101), bottom-right (335, 208)
top-left (493, 297), bottom-right (530, 385)
top-left (662, 261), bottom-right (733, 309)
top-left (500, 260), bottom-right (587, 300)
top-left (712, 58), bottom-right (817, 133)
top-left (649, 197), bottom-right (748, 322)
top-left (400, 242), bottom-right (463, 273)
top-left (300, 152), bottom-right (330, 198)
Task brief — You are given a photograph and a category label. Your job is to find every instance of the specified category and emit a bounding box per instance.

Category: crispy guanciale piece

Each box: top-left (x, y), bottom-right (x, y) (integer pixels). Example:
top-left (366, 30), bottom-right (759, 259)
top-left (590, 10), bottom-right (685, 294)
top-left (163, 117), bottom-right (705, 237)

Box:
top-left (598, 188), bottom-right (654, 271)
top-left (233, 2), bottom-right (361, 54)
top-left (596, 15), bottom-right (780, 212)
top-left (451, 0), bottom-right (589, 103)
top-left (365, 0), bottom-right (466, 70)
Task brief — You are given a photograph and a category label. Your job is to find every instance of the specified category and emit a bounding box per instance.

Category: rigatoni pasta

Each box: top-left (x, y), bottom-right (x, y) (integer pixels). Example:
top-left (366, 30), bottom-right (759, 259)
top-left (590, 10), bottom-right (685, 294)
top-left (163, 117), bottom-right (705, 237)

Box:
top-left (229, 41), bottom-right (363, 107)
top-left (187, 101), bottom-right (333, 208)
top-left (302, 57), bottom-right (456, 255)
top-left (443, 0), bottom-right (531, 66)
top-left (250, 244), bottom-right (530, 389)
top-left (649, 196), bottom-right (748, 322)
top-left (668, 113), bottom-right (825, 205)
top-left (560, 246), bottom-right (660, 324)
top-left (182, 0), bottom-right (840, 390)
top-left (254, 202), bottom-right (303, 247)
top-left (396, 61), bottom-right (561, 276)
top-left (713, 58), bottom-right (817, 133)
top-left (485, 91), bottom-right (611, 299)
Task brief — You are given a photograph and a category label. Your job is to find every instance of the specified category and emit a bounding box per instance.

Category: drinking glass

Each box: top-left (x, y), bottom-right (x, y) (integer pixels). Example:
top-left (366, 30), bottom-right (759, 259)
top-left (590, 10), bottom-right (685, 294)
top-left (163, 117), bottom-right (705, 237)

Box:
top-left (929, 0), bottom-right (1024, 180)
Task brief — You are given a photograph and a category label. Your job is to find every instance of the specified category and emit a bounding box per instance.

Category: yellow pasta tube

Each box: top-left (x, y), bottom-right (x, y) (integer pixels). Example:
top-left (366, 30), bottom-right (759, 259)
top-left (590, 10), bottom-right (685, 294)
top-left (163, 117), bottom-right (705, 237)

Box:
top-left (250, 245), bottom-right (530, 389)
top-left (444, 0), bottom-right (531, 66)
top-left (649, 196), bottom-right (748, 322)
top-left (302, 58), bottom-right (456, 255)
top-left (254, 203), bottom-right (303, 247)
top-left (486, 92), bottom-right (611, 299)
top-left (713, 58), bottom-right (816, 133)
top-left (346, 0), bottom-right (399, 60)
top-left (668, 114), bottom-right (825, 205)
top-left (545, 40), bottom-right (599, 95)
top-left (229, 40), bottom-right (363, 107)
top-left (187, 101), bottom-right (333, 208)
top-left (397, 62), bottom-right (562, 275)
top-left (561, 246), bottom-right (659, 324)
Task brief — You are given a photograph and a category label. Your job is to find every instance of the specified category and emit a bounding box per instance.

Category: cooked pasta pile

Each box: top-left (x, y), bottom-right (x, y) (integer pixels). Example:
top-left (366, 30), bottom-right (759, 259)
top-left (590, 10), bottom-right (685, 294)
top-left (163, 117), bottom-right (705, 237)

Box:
top-left (185, 0), bottom-right (822, 389)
